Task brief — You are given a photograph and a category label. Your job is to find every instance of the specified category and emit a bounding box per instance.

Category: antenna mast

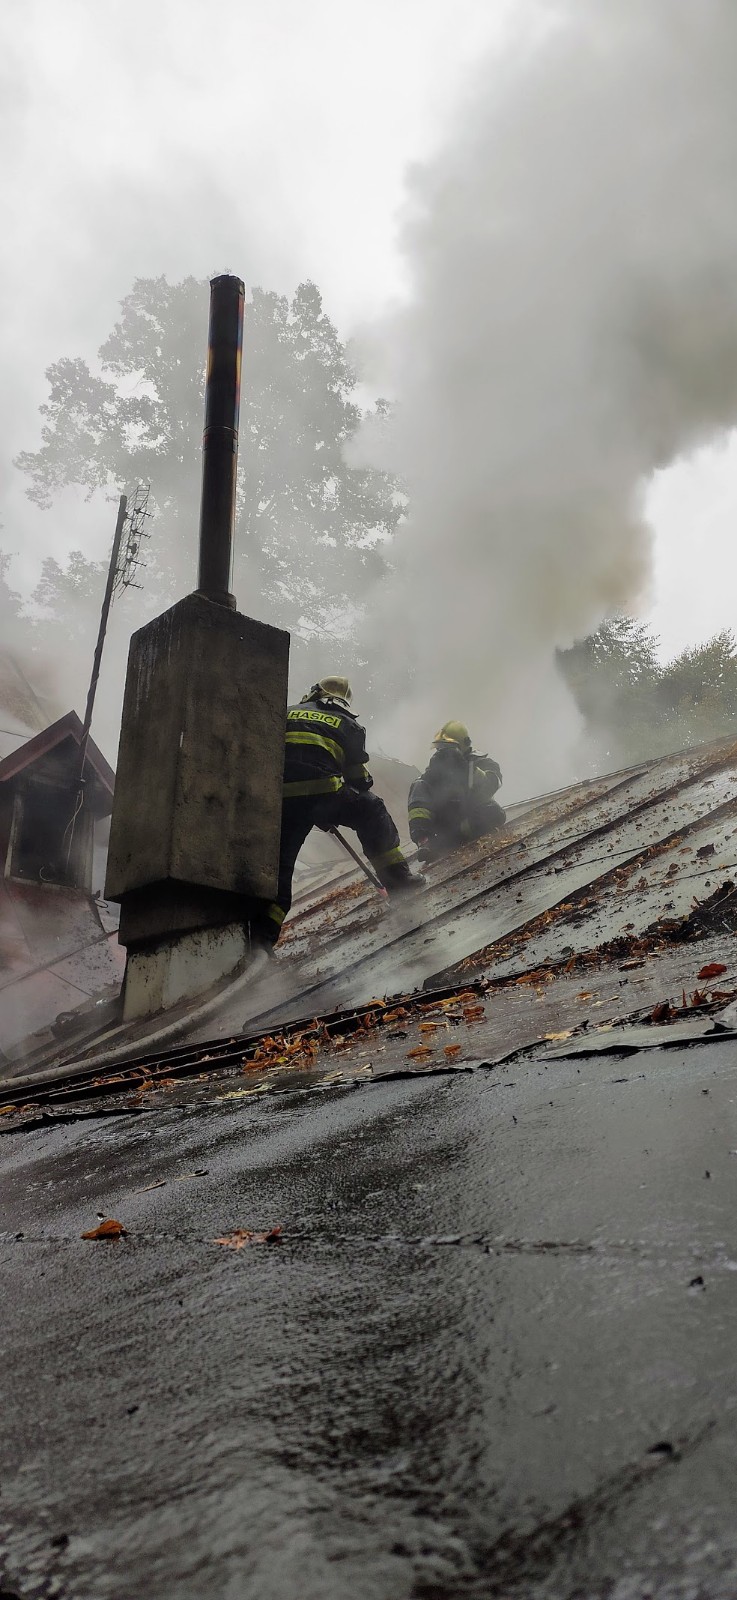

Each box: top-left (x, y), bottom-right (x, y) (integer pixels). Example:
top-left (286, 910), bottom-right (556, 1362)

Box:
top-left (64, 487), bottom-right (152, 876)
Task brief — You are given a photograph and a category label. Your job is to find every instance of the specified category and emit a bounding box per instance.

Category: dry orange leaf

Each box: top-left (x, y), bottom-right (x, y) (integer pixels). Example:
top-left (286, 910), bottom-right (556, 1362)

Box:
top-left (419, 1022), bottom-right (437, 1034)
top-left (443, 1044), bottom-right (462, 1059)
top-left (697, 962), bottom-right (728, 980)
top-left (213, 1225), bottom-right (283, 1250)
top-left (420, 991), bottom-right (477, 1011)
top-left (0, 1104), bottom-right (18, 1116)
top-left (407, 1045), bottom-right (432, 1060)
top-left (82, 1218), bottom-right (127, 1240)
top-left (463, 1006), bottom-right (485, 1022)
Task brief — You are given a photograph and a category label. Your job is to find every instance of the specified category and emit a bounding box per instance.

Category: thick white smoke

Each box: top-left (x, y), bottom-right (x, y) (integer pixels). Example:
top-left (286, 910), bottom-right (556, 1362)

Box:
top-left (354, 0), bottom-right (737, 797)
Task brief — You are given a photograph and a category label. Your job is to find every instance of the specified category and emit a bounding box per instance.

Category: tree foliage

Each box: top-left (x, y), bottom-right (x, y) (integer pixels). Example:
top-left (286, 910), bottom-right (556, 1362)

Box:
top-left (0, 550), bottom-right (21, 628)
top-left (15, 276), bottom-right (400, 637)
top-left (559, 618), bottom-right (737, 764)
top-left (32, 550), bottom-right (108, 644)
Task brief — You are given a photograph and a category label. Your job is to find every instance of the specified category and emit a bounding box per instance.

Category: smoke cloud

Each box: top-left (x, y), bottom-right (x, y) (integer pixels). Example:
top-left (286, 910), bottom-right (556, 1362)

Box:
top-left (354, 0), bottom-right (737, 797)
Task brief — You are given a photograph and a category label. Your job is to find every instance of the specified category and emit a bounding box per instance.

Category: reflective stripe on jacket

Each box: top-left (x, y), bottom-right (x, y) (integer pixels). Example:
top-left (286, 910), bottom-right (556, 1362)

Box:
top-left (283, 698), bottom-right (373, 799)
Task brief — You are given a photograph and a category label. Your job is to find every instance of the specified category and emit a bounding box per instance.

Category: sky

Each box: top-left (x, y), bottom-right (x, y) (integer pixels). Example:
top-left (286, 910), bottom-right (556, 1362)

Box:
top-left (1, 0), bottom-right (736, 666)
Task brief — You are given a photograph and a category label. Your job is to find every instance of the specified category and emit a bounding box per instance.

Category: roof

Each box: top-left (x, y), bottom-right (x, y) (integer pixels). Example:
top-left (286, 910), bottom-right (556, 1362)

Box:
top-left (196, 735), bottom-right (737, 1041)
top-left (3, 738), bottom-right (736, 1600)
top-left (0, 709), bottom-right (115, 796)
top-left (6, 732), bottom-right (737, 1095)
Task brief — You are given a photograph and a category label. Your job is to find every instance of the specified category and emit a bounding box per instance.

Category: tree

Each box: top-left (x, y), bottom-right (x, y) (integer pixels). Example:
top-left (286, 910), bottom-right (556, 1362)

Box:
top-left (658, 630), bottom-right (737, 713)
top-left (32, 550), bottom-right (107, 642)
top-left (558, 616), bottom-right (660, 735)
top-left (559, 617), bottom-right (737, 767)
top-left (15, 277), bottom-right (401, 643)
top-left (0, 550), bottom-right (22, 634)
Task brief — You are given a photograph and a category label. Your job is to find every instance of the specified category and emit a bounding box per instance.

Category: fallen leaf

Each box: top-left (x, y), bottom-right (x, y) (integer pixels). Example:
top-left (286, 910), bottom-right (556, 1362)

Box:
top-left (463, 1005), bottom-right (486, 1022)
top-left (420, 991), bottom-right (478, 1011)
top-left (82, 1218), bottom-right (127, 1240)
top-left (0, 1105), bottom-right (18, 1115)
top-left (419, 1022), bottom-right (438, 1034)
top-left (223, 1085), bottom-right (270, 1098)
top-left (407, 1046), bottom-right (432, 1060)
top-left (650, 1002), bottom-right (672, 1023)
top-left (697, 962), bottom-right (727, 980)
top-left (213, 1225), bottom-right (283, 1250)
top-left (443, 1044), bottom-right (462, 1059)
top-left (576, 992), bottom-right (593, 1001)
top-left (544, 1030), bottom-right (573, 1042)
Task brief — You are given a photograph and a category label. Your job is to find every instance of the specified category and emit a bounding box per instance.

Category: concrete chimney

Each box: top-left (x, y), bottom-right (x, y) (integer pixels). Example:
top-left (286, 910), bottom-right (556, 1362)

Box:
top-left (105, 275), bottom-right (289, 1020)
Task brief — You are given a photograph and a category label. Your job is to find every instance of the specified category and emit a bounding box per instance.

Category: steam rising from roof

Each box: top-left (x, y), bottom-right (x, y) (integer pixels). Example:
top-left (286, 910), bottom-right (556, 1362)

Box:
top-left (352, 0), bottom-right (737, 795)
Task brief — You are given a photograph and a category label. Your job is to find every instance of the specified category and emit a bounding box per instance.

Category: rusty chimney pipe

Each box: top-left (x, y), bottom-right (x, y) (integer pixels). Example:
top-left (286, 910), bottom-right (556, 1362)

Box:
top-left (197, 273), bottom-right (244, 609)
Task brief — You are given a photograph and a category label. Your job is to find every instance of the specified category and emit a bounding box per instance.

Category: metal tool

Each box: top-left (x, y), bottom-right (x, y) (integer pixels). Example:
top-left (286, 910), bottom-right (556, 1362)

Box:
top-left (329, 828), bottom-right (388, 896)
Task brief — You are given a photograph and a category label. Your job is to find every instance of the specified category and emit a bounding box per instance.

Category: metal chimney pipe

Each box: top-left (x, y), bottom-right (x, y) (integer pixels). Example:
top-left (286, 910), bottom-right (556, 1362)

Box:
top-left (197, 273), bottom-right (244, 608)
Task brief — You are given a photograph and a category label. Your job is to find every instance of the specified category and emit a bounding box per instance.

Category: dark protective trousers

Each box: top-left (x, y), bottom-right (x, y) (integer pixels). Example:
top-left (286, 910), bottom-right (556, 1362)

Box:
top-left (262, 786), bottom-right (411, 942)
top-left (422, 798), bottom-right (507, 861)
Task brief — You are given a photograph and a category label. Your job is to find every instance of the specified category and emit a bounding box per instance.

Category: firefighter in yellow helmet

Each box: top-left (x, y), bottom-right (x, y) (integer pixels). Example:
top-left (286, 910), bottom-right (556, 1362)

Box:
top-left (408, 721), bottom-right (506, 861)
top-left (258, 677), bottom-right (424, 944)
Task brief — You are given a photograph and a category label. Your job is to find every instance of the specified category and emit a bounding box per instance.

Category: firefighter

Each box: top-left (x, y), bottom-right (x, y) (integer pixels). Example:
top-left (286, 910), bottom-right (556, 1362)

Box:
top-left (259, 677), bottom-right (424, 945)
top-left (408, 721), bottom-right (506, 861)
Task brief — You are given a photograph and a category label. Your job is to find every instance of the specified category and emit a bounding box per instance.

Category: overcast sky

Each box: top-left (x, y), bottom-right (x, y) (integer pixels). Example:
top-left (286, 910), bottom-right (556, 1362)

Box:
top-left (1, 0), bottom-right (735, 662)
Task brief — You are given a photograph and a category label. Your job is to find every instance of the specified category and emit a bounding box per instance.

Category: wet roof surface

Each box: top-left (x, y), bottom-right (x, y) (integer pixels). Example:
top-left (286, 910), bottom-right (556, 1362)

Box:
top-left (205, 739), bottom-right (737, 1040)
top-left (5, 737), bottom-right (737, 1103)
top-left (2, 1035), bottom-right (737, 1598)
top-left (3, 741), bottom-right (737, 1596)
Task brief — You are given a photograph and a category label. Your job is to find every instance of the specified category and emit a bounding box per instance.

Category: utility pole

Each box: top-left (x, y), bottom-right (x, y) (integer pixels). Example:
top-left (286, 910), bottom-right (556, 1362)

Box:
top-left (64, 495), bottom-right (127, 875)
top-left (80, 495), bottom-right (128, 765)
top-left (64, 489), bottom-right (152, 877)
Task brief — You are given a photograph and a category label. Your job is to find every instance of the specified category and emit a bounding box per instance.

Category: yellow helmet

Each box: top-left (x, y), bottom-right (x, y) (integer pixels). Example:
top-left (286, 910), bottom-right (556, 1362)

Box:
top-left (433, 720), bottom-right (472, 751)
top-left (307, 676), bottom-right (353, 708)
